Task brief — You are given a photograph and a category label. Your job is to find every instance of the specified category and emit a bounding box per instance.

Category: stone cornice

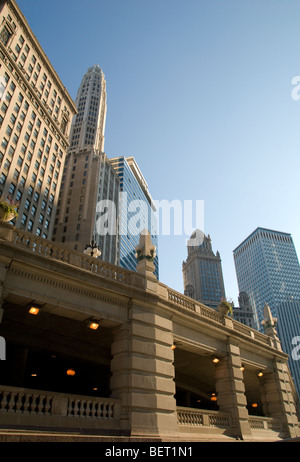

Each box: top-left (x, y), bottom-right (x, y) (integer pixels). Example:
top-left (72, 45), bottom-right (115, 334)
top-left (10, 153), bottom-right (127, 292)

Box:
top-left (5, 258), bottom-right (129, 310)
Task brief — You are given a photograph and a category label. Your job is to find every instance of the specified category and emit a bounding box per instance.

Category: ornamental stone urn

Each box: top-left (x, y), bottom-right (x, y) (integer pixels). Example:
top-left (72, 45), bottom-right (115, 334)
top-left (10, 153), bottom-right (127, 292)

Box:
top-left (0, 203), bottom-right (18, 222)
top-left (217, 300), bottom-right (233, 316)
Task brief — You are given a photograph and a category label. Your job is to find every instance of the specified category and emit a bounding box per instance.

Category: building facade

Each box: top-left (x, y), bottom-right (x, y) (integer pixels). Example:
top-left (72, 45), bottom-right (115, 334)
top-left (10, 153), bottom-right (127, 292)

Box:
top-left (52, 66), bottom-right (119, 264)
top-left (109, 156), bottom-right (159, 278)
top-left (232, 292), bottom-right (255, 329)
top-left (0, 0), bottom-right (76, 238)
top-left (233, 227), bottom-right (300, 331)
top-left (182, 231), bottom-right (226, 309)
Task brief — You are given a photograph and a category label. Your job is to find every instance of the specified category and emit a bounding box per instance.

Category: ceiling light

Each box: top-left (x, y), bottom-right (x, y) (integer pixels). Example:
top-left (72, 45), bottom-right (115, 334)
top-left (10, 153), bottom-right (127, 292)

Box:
top-left (29, 306), bottom-right (40, 315)
top-left (66, 369), bottom-right (76, 376)
top-left (212, 357), bottom-right (220, 364)
top-left (89, 321), bottom-right (99, 330)
top-left (257, 371), bottom-right (264, 377)
top-left (240, 365), bottom-right (245, 371)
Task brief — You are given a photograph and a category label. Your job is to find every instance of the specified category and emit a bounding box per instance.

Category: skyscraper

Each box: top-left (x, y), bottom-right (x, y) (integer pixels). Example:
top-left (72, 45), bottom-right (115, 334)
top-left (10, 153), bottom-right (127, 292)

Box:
top-left (52, 66), bottom-right (119, 264)
top-left (0, 0), bottom-right (76, 237)
top-left (109, 156), bottom-right (159, 278)
top-left (233, 227), bottom-right (300, 331)
top-left (276, 300), bottom-right (300, 397)
top-left (68, 65), bottom-right (107, 152)
top-left (182, 231), bottom-right (226, 309)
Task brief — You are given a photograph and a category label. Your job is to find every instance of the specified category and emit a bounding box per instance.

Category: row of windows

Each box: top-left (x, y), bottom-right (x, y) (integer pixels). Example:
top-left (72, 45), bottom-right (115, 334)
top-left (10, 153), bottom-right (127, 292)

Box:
top-left (0, 13), bottom-right (66, 121)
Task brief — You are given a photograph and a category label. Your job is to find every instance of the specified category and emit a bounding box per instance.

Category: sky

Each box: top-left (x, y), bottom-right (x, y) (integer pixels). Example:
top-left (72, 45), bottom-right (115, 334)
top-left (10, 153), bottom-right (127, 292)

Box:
top-left (17, 0), bottom-right (300, 304)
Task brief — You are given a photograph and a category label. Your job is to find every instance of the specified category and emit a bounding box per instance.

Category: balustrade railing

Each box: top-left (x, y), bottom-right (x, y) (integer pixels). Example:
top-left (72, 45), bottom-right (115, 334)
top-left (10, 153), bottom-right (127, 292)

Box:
top-left (1, 222), bottom-right (129, 285)
top-left (167, 288), bottom-right (272, 347)
top-left (249, 416), bottom-right (282, 432)
top-left (178, 407), bottom-right (285, 437)
top-left (0, 385), bottom-right (121, 428)
top-left (177, 407), bottom-right (231, 429)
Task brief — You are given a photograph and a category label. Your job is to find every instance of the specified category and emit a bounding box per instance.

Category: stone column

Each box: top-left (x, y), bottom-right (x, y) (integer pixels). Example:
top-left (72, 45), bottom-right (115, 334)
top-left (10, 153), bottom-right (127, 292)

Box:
top-left (110, 322), bottom-right (131, 433)
top-left (260, 359), bottom-right (300, 438)
top-left (110, 305), bottom-right (177, 437)
top-left (215, 340), bottom-right (252, 440)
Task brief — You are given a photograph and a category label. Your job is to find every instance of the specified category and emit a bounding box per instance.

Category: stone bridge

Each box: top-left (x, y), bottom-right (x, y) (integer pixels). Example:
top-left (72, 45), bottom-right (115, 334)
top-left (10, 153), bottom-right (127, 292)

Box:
top-left (0, 222), bottom-right (299, 441)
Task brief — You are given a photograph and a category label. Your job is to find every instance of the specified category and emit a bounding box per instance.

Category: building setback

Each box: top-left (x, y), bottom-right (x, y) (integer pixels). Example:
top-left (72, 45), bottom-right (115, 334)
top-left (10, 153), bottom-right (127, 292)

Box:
top-left (182, 231), bottom-right (226, 309)
top-left (0, 0), bottom-right (76, 238)
top-left (52, 65), bottom-right (119, 264)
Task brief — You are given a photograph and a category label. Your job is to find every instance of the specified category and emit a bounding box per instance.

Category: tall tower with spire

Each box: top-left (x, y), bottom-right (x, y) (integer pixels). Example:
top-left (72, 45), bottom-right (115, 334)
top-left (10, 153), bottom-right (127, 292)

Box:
top-left (68, 65), bottom-right (107, 152)
top-left (52, 66), bottom-right (119, 264)
top-left (182, 231), bottom-right (226, 309)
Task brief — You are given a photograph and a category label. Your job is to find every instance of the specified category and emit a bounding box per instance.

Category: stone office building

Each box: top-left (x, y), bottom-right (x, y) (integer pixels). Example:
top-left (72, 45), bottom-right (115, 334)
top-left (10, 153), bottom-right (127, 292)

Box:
top-left (0, 220), bottom-right (299, 441)
top-left (183, 231), bottom-right (226, 310)
top-left (0, 0), bottom-right (76, 238)
top-left (52, 65), bottom-right (120, 265)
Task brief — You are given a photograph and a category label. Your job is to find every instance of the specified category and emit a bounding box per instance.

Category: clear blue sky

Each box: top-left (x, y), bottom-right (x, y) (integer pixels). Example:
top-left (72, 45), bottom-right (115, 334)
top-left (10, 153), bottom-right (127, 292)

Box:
top-left (18, 0), bottom-right (300, 303)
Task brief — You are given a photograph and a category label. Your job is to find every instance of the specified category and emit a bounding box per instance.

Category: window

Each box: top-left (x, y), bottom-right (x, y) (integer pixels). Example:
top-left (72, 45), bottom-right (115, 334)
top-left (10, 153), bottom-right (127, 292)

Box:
top-left (1, 102), bottom-right (8, 114)
top-left (1, 138), bottom-right (8, 150)
top-left (27, 219), bottom-right (33, 231)
top-left (24, 199), bottom-right (30, 210)
top-left (21, 213), bottom-right (27, 226)
top-left (0, 173), bottom-right (7, 185)
top-left (0, 25), bottom-right (12, 46)
top-left (16, 190), bottom-right (22, 201)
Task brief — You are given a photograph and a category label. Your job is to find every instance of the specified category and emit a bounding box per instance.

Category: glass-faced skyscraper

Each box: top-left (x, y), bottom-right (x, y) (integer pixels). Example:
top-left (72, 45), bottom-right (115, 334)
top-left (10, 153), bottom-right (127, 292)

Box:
top-left (52, 65), bottom-right (120, 264)
top-left (276, 300), bottom-right (300, 397)
top-left (233, 227), bottom-right (300, 331)
top-left (109, 156), bottom-right (159, 278)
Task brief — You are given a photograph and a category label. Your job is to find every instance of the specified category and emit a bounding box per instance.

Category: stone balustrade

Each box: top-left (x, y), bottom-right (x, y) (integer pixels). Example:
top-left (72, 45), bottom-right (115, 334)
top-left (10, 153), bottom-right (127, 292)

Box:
top-left (0, 385), bottom-right (121, 431)
top-left (0, 222), bottom-right (129, 285)
top-left (248, 415), bottom-right (282, 432)
top-left (177, 407), bottom-right (287, 439)
top-left (177, 407), bottom-right (231, 429)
